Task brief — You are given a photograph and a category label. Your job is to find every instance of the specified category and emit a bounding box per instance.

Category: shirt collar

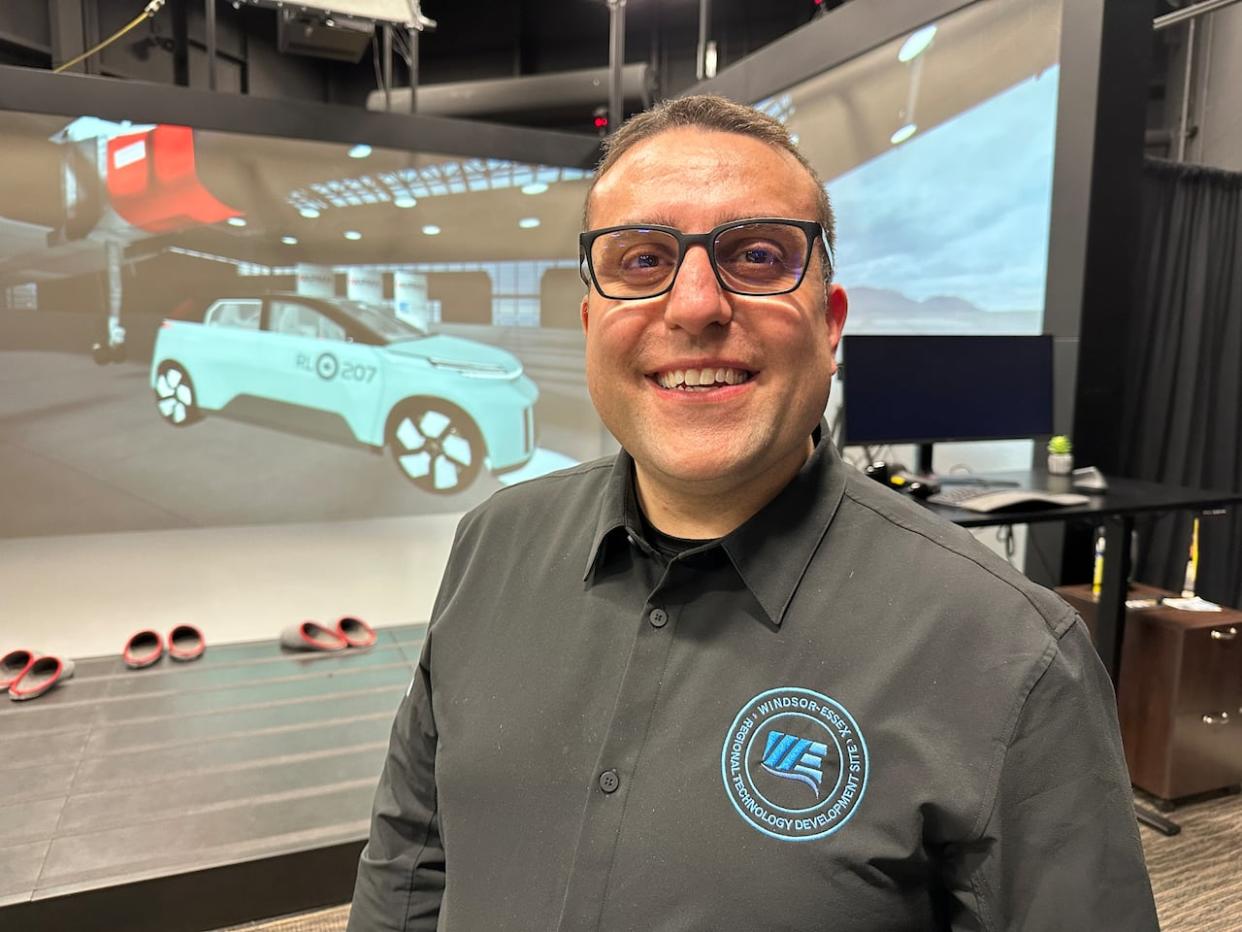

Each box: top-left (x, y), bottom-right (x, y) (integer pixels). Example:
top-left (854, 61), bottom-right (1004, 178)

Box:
top-left (583, 451), bottom-right (644, 579)
top-left (582, 423), bottom-right (849, 627)
top-left (720, 426), bottom-right (847, 626)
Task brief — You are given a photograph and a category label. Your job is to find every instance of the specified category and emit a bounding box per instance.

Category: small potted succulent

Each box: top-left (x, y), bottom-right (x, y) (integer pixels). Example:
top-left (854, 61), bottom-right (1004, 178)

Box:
top-left (1047, 435), bottom-right (1073, 475)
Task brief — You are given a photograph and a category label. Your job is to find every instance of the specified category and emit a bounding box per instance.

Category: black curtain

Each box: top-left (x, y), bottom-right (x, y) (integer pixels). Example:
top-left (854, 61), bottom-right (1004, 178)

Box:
top-left (1119, 158), bottom-right (1242, 607)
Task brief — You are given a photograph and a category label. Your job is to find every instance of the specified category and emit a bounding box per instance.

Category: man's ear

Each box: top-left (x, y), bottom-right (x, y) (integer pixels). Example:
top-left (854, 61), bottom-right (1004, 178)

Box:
top-left (825, 283), bottom-right (848, 374)
top-left (580, 293), bottom-right (591, 335)
top-left (827, 283), bottom-right (848, 335)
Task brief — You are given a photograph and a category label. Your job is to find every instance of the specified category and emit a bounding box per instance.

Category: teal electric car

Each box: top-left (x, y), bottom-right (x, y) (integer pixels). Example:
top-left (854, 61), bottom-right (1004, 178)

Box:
top-left (150, 294), bottom-right (538, 494)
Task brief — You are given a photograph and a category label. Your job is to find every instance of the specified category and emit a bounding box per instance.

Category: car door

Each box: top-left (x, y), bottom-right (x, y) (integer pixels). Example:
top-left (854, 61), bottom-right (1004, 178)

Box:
top-left (199, 299), bottom-right (262, 406)
top-left (262, 297), bottom-right (384, 441)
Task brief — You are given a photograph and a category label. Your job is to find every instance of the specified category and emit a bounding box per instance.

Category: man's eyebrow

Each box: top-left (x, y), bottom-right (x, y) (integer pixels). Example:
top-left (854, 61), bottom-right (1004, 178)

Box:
top-left (612, 213), bottom-right (775, 229)
top-left (613, 215), bottom-right (678, 228)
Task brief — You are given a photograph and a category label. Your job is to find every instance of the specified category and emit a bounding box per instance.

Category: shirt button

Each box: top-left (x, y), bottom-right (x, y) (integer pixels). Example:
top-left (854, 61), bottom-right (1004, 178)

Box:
top-left (599, 769), bottom-right (620, 794)
top-left (649, 607), bottom-right (668, 628)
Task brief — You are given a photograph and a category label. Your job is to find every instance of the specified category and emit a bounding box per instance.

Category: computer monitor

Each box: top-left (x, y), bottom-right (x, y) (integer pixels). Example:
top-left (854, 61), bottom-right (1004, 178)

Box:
top-left (841, 334), bottom-right (1054, 474)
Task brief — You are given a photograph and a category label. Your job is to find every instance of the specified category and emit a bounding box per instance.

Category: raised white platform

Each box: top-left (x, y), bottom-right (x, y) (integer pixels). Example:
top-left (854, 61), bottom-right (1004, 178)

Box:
top-left (0, 514), bottom-right (457, 662)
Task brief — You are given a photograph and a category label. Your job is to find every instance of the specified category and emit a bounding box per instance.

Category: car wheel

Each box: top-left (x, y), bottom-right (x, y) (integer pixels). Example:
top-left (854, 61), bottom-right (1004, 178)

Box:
top-left (154, 363), bottom-right (200, 427)
top-left (388, 401), bottom-right (483, 494)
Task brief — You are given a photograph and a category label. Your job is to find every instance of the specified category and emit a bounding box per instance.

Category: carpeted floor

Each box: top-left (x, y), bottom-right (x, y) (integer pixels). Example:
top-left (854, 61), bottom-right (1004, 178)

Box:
top-left (221, 793), bottom-right (1242, 932)
top-left (1139, 790), bottom-right (1242, 931)
top-left (221, 904), bottom-right (350, 932)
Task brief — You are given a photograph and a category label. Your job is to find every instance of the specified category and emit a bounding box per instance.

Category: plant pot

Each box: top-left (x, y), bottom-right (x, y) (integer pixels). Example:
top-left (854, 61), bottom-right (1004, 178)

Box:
top-left (1047, 452), bottom-right (1074, 475)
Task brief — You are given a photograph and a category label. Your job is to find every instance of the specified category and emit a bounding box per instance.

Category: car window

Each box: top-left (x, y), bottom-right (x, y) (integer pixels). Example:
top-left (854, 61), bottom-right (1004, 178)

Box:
top-left (269, 300), bottom-right (346, 341)
top-left (336, 300), bottom-right (426, 342)
top-left (317, 314), bottom-right (346, 341)
top-left (205, 301), bottom-right (260, 330)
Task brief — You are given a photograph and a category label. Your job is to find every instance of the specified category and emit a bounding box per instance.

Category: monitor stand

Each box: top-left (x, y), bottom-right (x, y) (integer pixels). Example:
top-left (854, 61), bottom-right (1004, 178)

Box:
top-left (916, 443), bottom-right (935, 478)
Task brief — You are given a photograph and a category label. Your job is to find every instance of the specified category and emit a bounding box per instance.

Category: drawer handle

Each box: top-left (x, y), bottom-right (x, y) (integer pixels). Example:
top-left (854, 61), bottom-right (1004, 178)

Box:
top-left (1203, 712), bottom-right (1231, 726)
top-left (1211, 627), bottom-right (1238, 641)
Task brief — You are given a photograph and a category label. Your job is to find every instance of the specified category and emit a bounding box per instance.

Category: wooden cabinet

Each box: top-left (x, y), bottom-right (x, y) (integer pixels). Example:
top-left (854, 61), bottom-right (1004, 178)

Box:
top-left (1057, 583), bottom-right (1242, 804)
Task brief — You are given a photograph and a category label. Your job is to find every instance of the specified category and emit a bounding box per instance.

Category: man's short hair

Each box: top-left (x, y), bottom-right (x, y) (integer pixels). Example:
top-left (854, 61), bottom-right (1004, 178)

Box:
top-left (584, 94), bottom-right (836, 281)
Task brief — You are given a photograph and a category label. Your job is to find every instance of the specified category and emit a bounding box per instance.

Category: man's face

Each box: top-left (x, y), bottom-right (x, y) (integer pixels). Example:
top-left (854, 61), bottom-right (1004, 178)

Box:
top-left (581, 128), bottom-right (848, 499)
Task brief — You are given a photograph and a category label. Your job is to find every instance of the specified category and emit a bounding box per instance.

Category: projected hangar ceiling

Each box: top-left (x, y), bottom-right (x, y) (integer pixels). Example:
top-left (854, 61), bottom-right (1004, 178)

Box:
top-left (0, 112), bottom-right (592, 291)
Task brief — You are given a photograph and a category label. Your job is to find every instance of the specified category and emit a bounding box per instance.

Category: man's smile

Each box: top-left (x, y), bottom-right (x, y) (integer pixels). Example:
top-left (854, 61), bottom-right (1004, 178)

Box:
top-left (648, 363), bottom-right (756, 392)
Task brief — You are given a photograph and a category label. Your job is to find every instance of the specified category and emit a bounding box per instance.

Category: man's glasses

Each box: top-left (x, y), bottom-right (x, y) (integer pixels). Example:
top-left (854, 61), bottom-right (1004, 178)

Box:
top-left (579, 218), bottom-right (830, 301)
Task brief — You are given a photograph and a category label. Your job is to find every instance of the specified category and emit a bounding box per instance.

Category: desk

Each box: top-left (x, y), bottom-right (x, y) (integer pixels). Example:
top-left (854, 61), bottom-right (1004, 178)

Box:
top-left (924, 470), bottom-right (1242, 682)
top-left (924, 471), bottom-right (1242, 836)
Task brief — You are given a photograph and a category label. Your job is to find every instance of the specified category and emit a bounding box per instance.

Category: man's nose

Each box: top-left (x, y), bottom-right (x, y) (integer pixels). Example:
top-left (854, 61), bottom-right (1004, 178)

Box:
top-left (663, 244), bottom-right (732, 334)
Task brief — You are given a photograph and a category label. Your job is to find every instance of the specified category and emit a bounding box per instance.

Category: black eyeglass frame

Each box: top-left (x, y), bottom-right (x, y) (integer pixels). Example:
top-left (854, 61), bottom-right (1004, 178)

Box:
top-left (578, 217), bottom-right (833, 300)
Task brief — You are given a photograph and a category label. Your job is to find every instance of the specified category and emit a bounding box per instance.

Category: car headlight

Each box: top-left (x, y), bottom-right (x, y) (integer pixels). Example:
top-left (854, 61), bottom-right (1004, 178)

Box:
top-left (427, 357), bottom-right (516, 379)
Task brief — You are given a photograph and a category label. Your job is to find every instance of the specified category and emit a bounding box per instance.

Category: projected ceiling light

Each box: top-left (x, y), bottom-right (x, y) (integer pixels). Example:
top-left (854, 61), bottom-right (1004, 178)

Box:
top-left (422, 224), bottom-right (441, 235)
top-left (299, 207), bottom-right (321, 219)
top-left (393, 194), bottom-right (418, 208)
top-left (897, 25), bottom-right (937, 63)
top-left (348, 144), bottom-right (373, 159)
top-left (227, 216), bottom-right (247, 227)
top-left (281, 235), bottom-right (298, 245)
top-left (518, 217), bottom-right (541, 229)
top-left (890, 123), bottom-right (918, 145)
top-left (344, 230), bottom-right (363, 240)
top-left (285, 161), bottom-right (590, 215)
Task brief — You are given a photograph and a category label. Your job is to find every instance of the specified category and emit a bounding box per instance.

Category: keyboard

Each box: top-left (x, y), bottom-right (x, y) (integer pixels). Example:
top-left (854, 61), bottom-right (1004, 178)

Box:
top-left (926, 486), bottom-right (1091, 513)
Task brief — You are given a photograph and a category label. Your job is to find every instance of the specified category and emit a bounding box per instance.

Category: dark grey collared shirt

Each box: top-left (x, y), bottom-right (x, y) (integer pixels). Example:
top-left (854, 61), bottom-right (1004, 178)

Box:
top-left (349, 437), bottom-right (1157, 931)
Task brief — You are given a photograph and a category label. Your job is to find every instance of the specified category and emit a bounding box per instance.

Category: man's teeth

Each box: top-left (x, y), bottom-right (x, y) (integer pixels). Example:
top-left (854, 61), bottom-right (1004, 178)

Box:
top-left (656, 367), bottom-right (751, 390)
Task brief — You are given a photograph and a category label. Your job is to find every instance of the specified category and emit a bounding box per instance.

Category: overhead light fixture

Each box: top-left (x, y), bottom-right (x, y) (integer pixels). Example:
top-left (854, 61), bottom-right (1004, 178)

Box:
top-left (227, 216), bottom-right (247, 227)
top-left (890, 123), bottom-right (918, 145)
top-left (299, 207), bottom-right (321, 219)
top-left (344, 230), bottom-right (362, 240)
top-left (393, 195), bottom-right (417, 208)
top-left (281, 235), bottom-right (298, 245)
top-left (518, 217), bottom-right (541, 230)
top-left (422, 224), bottom-right (441, 235)
top-left (897, 25), bottom-right (937, 63)
top-left (348, 144), bottom-right (373, 159)
top-left (520, 182), bottom-right (548, 195)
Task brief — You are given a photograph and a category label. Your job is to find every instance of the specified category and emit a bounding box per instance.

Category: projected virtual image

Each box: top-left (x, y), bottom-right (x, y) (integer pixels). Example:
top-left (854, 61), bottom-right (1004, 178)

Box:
top-left (0, 113), bottom-right (598, 538)
top-left (0, 0), bottom-right (1062, 538)
top-left (826, 72), bottom-right (1058, 336)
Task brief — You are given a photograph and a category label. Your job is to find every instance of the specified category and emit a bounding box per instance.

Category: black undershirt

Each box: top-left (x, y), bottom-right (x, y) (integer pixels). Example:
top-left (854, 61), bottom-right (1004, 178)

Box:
top-left (638, 510), bottom-right (718, 560)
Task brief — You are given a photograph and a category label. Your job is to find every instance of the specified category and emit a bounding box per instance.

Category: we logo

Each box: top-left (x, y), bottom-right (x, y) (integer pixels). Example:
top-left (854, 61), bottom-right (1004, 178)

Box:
top-left (760, 731), bottom-right (830, 797)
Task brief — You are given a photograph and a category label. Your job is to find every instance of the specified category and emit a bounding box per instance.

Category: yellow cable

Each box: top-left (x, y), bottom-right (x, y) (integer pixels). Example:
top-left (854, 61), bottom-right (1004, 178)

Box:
top-left (53, 1), bottom-right (166, 75)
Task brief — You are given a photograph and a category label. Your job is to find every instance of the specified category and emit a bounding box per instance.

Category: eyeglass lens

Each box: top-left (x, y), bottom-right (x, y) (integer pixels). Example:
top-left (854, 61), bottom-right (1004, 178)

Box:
top-left (590, 221), bottom-right (810, 298)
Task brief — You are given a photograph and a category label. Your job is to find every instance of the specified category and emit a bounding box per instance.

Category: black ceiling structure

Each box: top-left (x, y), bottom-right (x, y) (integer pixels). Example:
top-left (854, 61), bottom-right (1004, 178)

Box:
top-left (1, 0), bottom-right (846, 131)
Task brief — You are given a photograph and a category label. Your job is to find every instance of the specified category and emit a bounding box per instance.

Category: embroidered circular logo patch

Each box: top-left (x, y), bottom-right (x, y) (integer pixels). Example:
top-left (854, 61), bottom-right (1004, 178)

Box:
top-left (721, 686), bottom-right (868, 842)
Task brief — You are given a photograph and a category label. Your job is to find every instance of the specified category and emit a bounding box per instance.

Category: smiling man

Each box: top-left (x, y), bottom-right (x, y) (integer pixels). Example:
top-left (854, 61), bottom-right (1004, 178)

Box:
top-left (579, 120), bottom-right (845, 541)
top-left (348, 96), bottom-right (1157, 931)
